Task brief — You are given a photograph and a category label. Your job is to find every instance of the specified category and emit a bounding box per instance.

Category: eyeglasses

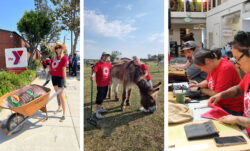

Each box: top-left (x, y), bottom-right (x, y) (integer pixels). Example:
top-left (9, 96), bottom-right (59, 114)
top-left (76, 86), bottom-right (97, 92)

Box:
top-left (55, 46), bottom-right (62, 50)
top-left (235, 53), bottom-right (245, 65)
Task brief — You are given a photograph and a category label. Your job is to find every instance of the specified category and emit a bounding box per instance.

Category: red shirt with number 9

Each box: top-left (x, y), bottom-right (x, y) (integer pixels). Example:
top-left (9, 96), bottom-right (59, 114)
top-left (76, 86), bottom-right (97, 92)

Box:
top-left (93, 61), bottom-right (112, 87)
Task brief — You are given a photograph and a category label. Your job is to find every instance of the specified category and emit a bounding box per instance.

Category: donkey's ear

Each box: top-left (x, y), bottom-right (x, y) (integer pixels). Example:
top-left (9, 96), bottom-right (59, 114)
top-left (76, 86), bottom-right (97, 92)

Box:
top-left (152, 82), bottom-right (162, 89)
top-left (150, 87), bottom-right (160, 95)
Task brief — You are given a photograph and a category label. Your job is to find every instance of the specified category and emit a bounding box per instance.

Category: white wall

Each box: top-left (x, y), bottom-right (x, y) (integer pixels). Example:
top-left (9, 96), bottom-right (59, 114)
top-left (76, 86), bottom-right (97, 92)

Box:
top-left (241, 10), bottom-right (250, 32)
top-left (222, 13), bottom-right (241, 46)
top-left (206, 0), bottom-right (246, 48)
top-left (170, 24), bottom-right (203, 47)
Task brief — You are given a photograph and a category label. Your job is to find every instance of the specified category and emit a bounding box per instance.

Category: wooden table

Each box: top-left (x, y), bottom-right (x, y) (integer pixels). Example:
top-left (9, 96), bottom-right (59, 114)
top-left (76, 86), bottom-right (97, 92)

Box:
top-left (168, 65), bottom-right (188, 82)
top-left (168, 92), bottom-right (191, 103)
top-left (168, 100), bottom-right (250, 150)
top-left (168, 120), bottom-right (250, 151)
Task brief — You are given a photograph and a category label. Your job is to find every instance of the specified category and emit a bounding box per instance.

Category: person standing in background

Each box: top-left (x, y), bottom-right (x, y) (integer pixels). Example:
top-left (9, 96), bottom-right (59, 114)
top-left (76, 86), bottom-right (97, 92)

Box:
top-left (72, 53), bottom-right (78, 76)
top-left (68, 55), bottom-right (73, 76)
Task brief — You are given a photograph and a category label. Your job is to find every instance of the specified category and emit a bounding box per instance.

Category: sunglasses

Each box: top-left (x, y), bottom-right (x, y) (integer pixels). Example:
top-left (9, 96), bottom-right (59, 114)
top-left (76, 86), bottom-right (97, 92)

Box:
top-left (235, 53), bottom-right (245, 65)
top-left (55, 46), bottom-right (62, 50)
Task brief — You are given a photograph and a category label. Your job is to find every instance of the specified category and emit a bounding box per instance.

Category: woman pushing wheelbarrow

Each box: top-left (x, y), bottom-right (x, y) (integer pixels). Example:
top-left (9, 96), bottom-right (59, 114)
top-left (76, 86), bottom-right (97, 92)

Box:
top-left (0, 42), bottom-right (68, 136)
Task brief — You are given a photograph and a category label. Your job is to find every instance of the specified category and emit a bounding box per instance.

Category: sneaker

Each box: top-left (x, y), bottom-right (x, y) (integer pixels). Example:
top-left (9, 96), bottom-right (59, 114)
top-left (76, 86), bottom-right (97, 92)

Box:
top-left (60, 116), bottom-right (65, 122)
top-left (96, 111), bottom-right (103, 119)
top-left (99, 107), bottom-right (108, 113)
top-left (138, 106), bottom-right (144, 111)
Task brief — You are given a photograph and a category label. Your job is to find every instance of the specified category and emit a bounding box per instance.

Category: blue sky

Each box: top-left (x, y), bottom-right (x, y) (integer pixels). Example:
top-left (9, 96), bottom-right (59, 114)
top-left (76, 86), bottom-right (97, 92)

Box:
top-left (84, 0), bottom-right (164, 59)
top-left (0, 0), bottom-right (78, 54)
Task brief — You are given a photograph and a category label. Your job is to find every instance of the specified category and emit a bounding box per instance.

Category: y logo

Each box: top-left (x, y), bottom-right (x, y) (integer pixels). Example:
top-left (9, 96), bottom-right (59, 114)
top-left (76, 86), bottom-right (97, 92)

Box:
top-left (12, 50), bottom-right (23, 65)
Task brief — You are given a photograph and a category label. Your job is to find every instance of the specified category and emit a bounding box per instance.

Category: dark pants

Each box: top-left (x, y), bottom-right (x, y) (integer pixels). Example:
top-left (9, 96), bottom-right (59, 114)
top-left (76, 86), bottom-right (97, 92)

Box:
top-left (69, 63), bottom-right (72, 75)
top-left (96, 86), bottom-right (108, 105)
top-left (72, 65), bottom-right (77, 76)
top-left (222, 107), bottom-right (244, 116)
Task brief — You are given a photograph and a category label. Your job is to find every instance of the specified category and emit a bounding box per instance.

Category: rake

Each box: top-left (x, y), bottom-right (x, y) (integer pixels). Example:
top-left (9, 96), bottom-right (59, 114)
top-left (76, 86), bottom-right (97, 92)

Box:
top-left (87, 64), bottom-right (99, 128)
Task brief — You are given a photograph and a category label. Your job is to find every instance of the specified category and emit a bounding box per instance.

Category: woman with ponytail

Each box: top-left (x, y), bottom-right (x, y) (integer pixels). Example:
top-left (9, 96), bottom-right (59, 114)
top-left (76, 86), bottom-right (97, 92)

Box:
top-left (209, 31), bottom-right (250, 137)
top-left (190, 48), bottom-right (244, 115)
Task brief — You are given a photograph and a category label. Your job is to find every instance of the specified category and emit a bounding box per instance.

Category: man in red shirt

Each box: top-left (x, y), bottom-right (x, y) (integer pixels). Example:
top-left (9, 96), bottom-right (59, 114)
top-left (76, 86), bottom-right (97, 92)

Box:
top-left (91, 52), bottom-right (112, 119)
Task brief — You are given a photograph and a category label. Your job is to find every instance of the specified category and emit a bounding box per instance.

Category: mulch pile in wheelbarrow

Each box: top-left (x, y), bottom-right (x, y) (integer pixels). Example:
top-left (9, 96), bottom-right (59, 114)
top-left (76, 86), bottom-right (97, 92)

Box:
top-left (5, 85), bottom-right (48, 108)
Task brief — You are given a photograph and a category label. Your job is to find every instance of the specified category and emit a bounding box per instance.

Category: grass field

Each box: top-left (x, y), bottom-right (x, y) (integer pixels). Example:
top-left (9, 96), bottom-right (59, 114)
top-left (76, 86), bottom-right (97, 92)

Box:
top-left (84, 61), bottom-right (164, 151)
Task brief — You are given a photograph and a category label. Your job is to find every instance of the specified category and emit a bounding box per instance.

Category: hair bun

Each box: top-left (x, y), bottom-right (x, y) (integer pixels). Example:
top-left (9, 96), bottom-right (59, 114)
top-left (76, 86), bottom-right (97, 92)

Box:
top-left (234, 31), bottom-right (250, 47)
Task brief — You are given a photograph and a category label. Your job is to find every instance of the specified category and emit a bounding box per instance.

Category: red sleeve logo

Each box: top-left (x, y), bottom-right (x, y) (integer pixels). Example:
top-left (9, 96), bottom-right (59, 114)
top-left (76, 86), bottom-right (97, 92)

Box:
top-left (208, 77), bottom-right (214, 90)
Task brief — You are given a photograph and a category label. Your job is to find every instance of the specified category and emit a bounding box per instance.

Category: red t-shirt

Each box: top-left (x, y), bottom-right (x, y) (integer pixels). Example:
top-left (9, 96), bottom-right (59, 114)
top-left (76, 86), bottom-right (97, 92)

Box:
top-left (168, 54), bottom-right (171, 61)
top-left (206, 57), bottom-right (243, 112)
top-left (42, 60), bottom-right (47, 66)
top-left (93, 61), bottom-right (112, 87)
top-left (46, 59), bottom-right (50, 65)
top-left (50, 56), bottom-right (67, 77)
top-left (239, 73), bottom-right (250, 136)
top-left (140, 64), bottom-right (151, 81)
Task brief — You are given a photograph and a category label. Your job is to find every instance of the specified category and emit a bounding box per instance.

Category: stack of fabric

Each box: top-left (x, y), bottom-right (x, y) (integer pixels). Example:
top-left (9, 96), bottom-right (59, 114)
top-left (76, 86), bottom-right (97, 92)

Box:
top-left (168, 102), bottom-right (193, 124)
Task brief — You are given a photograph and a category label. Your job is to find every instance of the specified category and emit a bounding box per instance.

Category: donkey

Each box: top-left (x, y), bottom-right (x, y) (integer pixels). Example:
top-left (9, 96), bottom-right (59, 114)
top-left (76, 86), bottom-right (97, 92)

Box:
top-left (108, 59), bottom-right (161, 113)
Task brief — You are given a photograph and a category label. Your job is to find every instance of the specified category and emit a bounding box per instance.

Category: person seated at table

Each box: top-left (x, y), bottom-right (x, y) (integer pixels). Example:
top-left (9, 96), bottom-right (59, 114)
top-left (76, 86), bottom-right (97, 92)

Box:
top-left (190, 47), bottom-right (244, 116)
top-left (175, 33), bottom-right (201, 70)
top-left (176, 41), bottom-right (207, 82)
top-left (209, 31), bottom-right (250, 136)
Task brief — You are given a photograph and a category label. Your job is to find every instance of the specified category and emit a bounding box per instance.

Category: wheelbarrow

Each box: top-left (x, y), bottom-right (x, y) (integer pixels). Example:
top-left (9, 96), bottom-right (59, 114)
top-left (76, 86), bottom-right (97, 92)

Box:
top-left (0, 80), bottom-right (63, 136)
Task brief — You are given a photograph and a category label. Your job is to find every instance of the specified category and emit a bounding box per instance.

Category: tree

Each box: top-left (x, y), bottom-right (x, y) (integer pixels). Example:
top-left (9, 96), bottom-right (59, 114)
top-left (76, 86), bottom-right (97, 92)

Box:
top-left (34, 0), bottom-right (61, 43)
top-left (51, 0), bottom-right (80, 54)
top-left (157, 54), bottom-right (164, 63)
top-left (110, 51), bottom-right (122, 62)
top-left (40, 42), bottom-right (53, 59)
top-left (17, 10), bottom-right (52, 67)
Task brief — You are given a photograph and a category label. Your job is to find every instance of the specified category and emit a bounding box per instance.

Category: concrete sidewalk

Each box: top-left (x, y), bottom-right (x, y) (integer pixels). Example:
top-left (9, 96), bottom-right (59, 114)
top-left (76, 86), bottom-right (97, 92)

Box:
top-left (0, 71), bottom-right (80, 151)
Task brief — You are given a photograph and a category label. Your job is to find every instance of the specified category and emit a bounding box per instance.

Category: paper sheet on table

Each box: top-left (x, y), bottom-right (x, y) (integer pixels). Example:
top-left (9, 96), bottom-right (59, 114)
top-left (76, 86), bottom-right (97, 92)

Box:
top-left (172, 82), bottom-right (189, 88)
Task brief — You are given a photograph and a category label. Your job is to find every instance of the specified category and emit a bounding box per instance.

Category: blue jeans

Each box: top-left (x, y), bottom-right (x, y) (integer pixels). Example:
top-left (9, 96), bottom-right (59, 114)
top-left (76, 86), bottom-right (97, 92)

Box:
top-left (147, 80), bottom-right (152, 86)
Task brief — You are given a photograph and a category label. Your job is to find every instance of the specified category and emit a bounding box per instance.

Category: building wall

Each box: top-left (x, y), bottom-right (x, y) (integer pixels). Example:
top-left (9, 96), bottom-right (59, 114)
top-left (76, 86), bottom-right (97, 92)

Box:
top-left (0, 30), bottom-right (41, 69)
top-left (206, 0), bottom-right (246, 48)
top-left (170, 24), bottom-right (203, 47)
top-left (0, 31), bottom-right (16, 69)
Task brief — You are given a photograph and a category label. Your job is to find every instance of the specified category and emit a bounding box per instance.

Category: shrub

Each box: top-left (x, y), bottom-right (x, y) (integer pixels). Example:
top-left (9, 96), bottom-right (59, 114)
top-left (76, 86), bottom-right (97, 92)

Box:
top-left (31, 60), bottom-right (42, 70)
top-left (0, 70), bottom-right (36, 97)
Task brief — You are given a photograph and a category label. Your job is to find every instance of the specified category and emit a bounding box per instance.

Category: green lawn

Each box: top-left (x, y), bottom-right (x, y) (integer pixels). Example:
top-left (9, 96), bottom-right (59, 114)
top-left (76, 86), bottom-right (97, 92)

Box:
top-left (84, 61), bottom-right (164, 151)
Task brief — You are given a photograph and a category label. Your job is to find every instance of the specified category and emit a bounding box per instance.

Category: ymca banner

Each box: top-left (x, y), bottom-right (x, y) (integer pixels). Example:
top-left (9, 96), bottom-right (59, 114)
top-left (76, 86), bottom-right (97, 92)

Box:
top-left (5, 48), bottom-right (27, 68)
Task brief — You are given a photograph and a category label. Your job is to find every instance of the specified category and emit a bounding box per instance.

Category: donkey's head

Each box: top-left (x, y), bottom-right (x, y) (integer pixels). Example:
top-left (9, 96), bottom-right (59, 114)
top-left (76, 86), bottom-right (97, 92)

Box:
top-left (138, 81), bottom-right (162, 113)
